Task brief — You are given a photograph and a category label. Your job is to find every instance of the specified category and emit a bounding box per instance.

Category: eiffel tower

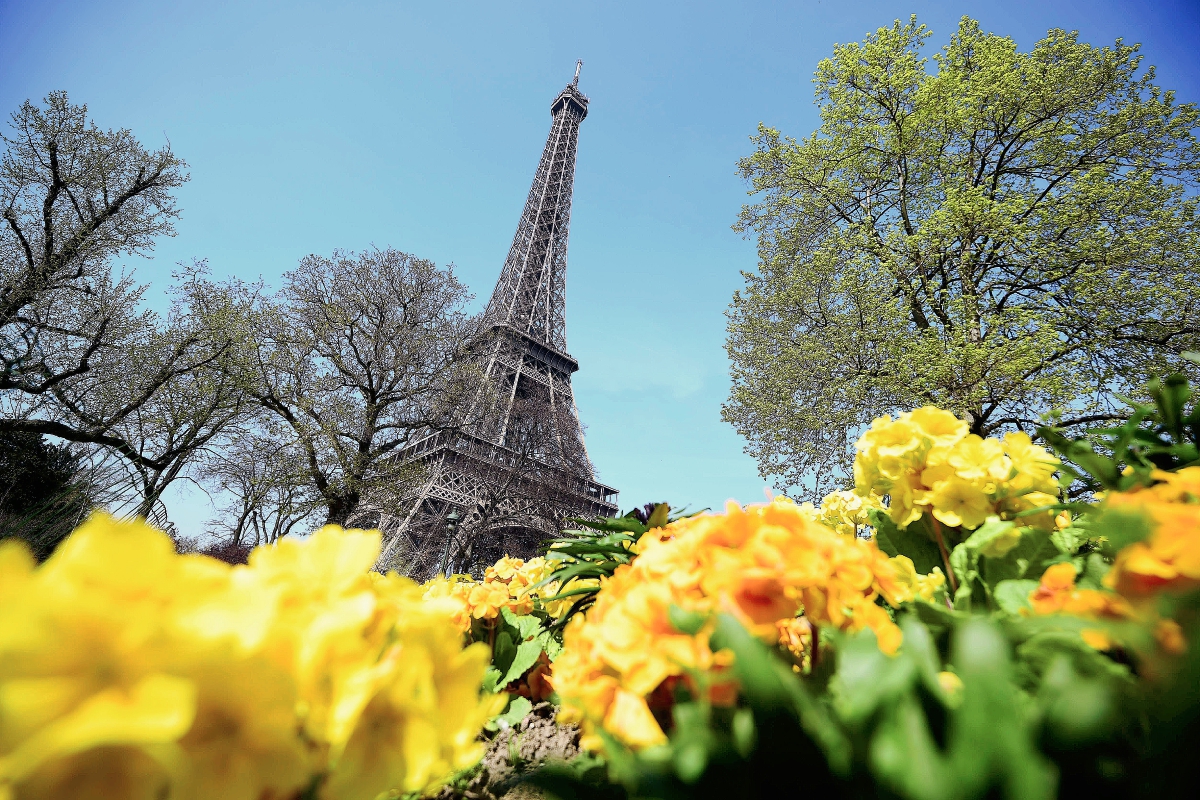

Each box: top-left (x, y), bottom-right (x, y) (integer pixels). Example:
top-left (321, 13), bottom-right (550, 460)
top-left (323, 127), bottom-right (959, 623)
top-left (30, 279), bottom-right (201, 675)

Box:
top-left (375, 62), bottom-right (619, 576)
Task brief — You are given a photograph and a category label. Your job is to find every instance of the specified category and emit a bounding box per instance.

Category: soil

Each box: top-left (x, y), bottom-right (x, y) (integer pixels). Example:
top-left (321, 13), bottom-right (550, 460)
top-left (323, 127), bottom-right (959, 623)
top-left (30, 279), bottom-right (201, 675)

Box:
top-left (431, 703), bottom-right (582, 800)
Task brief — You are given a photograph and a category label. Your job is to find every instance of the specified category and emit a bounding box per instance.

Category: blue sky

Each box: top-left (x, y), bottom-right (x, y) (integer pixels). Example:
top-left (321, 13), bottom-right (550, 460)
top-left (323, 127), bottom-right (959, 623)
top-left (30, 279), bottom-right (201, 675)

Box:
top-left (2, 0), bottom-right (1198, 537)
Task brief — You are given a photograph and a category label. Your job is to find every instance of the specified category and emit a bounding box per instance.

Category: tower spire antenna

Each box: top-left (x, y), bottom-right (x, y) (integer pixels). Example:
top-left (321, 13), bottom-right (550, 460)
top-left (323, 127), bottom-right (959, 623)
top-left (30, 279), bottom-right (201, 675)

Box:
top-left (572, 59), bottom-right (582, 87)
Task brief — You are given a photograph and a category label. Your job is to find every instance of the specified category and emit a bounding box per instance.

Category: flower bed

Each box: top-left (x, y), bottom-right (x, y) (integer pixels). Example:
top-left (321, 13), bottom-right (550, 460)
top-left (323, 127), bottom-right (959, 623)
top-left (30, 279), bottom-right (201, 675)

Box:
top-left (4, 379), bottom-right (1200, 799)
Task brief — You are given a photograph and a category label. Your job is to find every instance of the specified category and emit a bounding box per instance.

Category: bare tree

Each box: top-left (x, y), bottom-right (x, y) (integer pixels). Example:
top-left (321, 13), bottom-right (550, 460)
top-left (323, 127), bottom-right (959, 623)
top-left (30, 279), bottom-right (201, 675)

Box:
top-left (198, 422), bottom-right (320, 548)
top-left (237, 247), bottom-right (480, 527)
top-left (1, 93), bottom-right (249, 518)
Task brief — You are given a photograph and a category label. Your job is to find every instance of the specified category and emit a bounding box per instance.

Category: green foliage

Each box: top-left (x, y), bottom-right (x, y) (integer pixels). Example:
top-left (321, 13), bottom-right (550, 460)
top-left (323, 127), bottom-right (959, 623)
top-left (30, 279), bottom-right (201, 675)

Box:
top-left (1039, 363), bottom-right (1200, 495)
top-left (0, 432), bottom-right (93, 560)
top-left (543, 503), bottom-right (688, 626)
top-left (724, 15), bottom-right (1200, 495)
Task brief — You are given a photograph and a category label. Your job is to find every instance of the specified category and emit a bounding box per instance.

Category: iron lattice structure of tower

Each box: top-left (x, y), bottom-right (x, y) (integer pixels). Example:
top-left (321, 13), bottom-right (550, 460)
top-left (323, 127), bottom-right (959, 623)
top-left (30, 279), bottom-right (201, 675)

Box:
top-left (374, 63), bottom-right (619, 577)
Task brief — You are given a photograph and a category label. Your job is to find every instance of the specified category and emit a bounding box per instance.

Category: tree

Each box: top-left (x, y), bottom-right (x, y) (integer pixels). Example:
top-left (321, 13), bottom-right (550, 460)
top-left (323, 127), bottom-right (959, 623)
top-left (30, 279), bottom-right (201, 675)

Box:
top-left (2, 93), bottom-right (248, 516)
top-left (197, 426), bottom-right (320, 548)
top-left (0, 431), bottom-right (92, 559)
top-left (725, 16), bottom-right (1200, 495)
top-left (232, 247), bottom-right (479, 527)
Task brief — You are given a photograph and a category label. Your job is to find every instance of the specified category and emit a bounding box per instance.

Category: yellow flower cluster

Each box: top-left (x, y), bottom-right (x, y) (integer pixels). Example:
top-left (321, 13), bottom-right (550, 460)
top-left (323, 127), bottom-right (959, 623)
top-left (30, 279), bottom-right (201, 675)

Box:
top-left (813, 490), bottom-right (882, 537)
top-left (550, 498), bottom-right (907, 750)
top-left (0, 513), bottom-right (499, 800)
top-left (1103, 468), bottom-right (1200, 598)
top-left (887, 555), bottom-right (947, 603)
top-left (854, 407), bottom-right (1061, 530)
top-left (423, 555), bottom-right (583, 632)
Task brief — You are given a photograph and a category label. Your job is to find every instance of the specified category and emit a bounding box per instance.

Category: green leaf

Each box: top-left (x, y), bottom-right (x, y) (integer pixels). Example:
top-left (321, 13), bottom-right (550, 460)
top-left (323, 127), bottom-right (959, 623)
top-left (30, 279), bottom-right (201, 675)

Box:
top-left (870, 509), bottom-right (944, 575)
top-left (564, 517), bottom-right (647, 535)
top-left (481, 666), bottom-right (503, 694)
top-left (1076, 552), bottom-right (1110, 589)
top-left (947, 620), bottom-right (1057, 800)
top-left (541, 632), bottom-right (563, 661)
top-left (500, 607), bottom-right (546, 641)
top-left (993, 580), bottom-right (1038, 614)
top-left (668, 604), bottom-right (708, 635)
top-left (950, 521), bottom-right (1059, 611)
top-left (496, 695), bottom-right (533, 728)
top-left (833, 628), bottom-right (918, 725)
top-left (869, 692), bottom-right (954, 800)
top-left (499, 637), bottom-right (546, 687)
top-left (492, 631), bottom-right (516, 676)
top-left (979, 528), bottom-right (1059, 588)
top-left (1049, 525), bottom-right (1083, 555)
top-left (672, 740), bottom-right (708, 784)
top-left (910, 599), bottom-right (968, 630)
top-left (711, 614), bottom-right (851, 774)
top-left (646, 503), bottom-right (671, 529)
top-left (1089, 505), bottom-right (1155, 557)
top-left (732, 708), bottom-right (757, 758)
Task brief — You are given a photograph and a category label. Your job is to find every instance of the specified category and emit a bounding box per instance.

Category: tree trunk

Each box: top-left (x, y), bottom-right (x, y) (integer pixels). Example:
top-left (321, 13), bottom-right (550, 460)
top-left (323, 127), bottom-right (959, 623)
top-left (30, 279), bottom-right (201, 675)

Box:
top-left (324, 491), bottom-right (361, 528)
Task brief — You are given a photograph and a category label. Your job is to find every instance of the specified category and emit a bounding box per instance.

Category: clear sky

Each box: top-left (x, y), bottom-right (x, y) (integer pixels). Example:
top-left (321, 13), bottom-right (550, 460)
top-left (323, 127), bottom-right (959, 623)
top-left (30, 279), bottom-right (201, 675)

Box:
top-left (2, 0), bottom-right (1198, 537)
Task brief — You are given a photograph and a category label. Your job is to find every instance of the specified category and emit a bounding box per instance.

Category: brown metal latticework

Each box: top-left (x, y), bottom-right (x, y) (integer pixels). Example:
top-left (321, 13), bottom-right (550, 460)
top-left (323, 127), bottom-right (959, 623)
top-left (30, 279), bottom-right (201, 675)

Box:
top-left (371, 63), bottom-right (619, 577)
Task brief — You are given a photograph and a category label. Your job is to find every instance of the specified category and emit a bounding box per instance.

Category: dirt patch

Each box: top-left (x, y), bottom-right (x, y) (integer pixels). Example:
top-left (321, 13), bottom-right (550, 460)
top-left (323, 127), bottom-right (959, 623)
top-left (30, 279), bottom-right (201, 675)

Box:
top-left (431, 703), bottom-right (582, 800)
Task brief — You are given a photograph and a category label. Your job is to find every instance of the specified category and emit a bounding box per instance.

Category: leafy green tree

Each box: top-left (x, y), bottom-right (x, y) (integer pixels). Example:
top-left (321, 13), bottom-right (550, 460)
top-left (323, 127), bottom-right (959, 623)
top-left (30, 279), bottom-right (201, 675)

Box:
top-left (724, 16), bottom-right (1200, 494)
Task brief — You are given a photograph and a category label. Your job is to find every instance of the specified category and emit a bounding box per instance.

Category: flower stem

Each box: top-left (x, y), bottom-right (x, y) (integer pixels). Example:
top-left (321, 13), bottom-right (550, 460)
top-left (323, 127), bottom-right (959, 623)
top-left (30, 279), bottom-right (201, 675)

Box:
top-left (931, 518), bottom-right (958, 595)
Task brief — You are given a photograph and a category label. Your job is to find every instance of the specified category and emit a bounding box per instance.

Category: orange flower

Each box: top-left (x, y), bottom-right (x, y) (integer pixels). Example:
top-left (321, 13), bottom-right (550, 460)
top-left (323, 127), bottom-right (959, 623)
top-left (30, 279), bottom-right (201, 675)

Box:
top-left (552, 497), bottom-right (902, 750)
top-left (1027, 562), bottom-right (1140, 652)
top-left (1105, 468), bottom-right (1200, 597)
top-left (467, 582), bottom-right (512, 620)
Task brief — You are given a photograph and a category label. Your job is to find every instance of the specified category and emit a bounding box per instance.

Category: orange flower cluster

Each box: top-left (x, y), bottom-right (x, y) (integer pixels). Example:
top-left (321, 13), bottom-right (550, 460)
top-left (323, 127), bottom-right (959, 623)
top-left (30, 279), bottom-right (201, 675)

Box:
top-left (550, 498), bottom-right (906, 750)
top-left (1027, 562), bottom-right (1137, 651)
top-left (1027, 561), bottom-right (1186, 655)
top-left (1103, 468), bottom-right (1200, 597)
top-left (423, 555), bottom-right (581, 631)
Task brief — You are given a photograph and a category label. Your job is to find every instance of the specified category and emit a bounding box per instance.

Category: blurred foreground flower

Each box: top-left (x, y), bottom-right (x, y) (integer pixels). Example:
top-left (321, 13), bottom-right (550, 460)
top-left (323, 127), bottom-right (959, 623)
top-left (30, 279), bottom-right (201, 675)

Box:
top-left (1104, 467), bottom-right (1200, 597)
top-left (0, 513), bottom-right (498, 800)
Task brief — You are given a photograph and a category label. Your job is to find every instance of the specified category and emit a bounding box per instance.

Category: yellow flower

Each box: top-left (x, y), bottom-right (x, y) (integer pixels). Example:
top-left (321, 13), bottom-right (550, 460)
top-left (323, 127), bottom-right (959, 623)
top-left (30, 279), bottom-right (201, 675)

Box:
top-left (1002, 432), bottom-right (1060, 493)
top-left (852, 407), bottom-right (1062, 535)
top-left (466, 582), bottom-right (512, 620)
top-left (945, 434), bottom-right (1009, 485)
top-left (603, 688), bottom-right (667, 749)
top-left (908, 407), bottom-right (969, 446)
top-left (887, 556), bottom-right (946, 603)
top-left (171, 654), bottom-right (310, 800)
top-left (323, 618), bottom-right (498, 799)
top-left (818, 490), bottom-right (879, 536)
top-left (0, 513), bottom-right (496, 800)
top-left (928, 478), bottom-right (994, 530)
top-left (0, 674), bottom-right (194, 799)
